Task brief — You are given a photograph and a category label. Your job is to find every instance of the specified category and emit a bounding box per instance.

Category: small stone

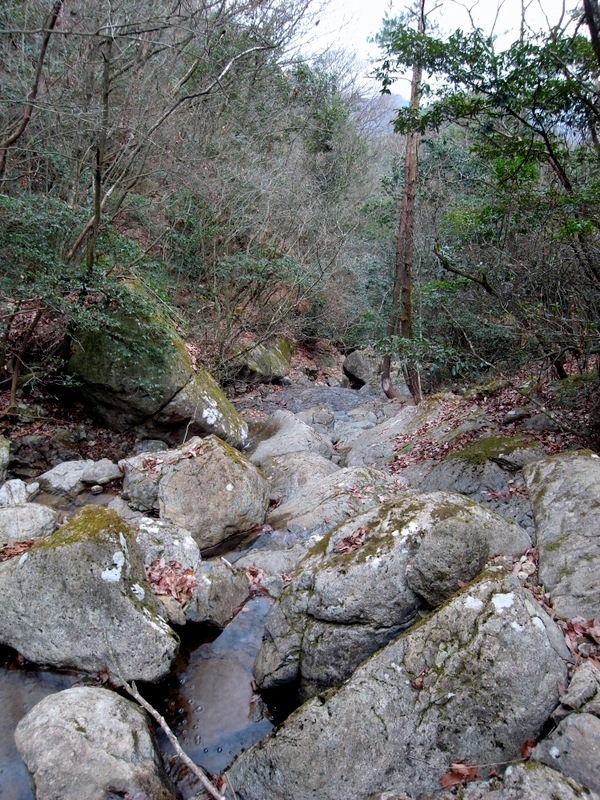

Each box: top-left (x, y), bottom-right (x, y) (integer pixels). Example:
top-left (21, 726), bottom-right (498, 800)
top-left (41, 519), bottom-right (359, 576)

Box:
top-left (90, 485), bottom-right (103, 495)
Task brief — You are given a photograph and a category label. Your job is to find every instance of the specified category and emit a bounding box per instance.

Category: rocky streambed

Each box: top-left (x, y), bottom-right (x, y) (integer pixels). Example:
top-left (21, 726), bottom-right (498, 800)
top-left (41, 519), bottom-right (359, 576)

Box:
top-left (1, 383), bottom-right (600, 800)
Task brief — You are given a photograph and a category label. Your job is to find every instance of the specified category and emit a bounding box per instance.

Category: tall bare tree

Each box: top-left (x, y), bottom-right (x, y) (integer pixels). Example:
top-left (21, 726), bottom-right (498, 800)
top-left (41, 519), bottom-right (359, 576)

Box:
top-left (381, 0), bottom-right (425, 403)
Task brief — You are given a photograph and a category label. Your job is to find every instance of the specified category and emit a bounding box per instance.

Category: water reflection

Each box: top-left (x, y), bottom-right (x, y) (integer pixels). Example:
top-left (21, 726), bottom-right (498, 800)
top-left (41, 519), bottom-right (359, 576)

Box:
top-left (148, 596), bottom-right (274, 782)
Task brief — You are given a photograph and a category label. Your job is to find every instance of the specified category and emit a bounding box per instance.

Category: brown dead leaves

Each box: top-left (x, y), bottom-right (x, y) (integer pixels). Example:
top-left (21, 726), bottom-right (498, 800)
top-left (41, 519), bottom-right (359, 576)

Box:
top-left (140, 443), bottom-right (206, 474)
top-left (332, 525), bottom-right (367, 554)
top-left (558, 616), bottom-right (600, 661)
top-left (439, 761), bottom-right (481, 788)
top-left (144, 558), bottom-right (196, 606)
top-left (0, 539), bottom-right (36, 562)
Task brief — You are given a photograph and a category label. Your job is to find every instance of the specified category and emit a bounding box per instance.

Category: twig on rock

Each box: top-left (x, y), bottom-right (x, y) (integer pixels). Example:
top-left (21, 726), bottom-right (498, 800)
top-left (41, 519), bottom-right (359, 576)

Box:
top-left (122, 680), bottom-right (227, 800)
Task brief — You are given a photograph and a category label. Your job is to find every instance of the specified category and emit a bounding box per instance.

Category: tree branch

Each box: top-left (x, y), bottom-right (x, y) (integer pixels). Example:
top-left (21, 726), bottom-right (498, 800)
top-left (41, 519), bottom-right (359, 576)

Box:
top-left (434, 241), bottom-right (500, 298)
top-left (0, 0), bottom-right (63, 185)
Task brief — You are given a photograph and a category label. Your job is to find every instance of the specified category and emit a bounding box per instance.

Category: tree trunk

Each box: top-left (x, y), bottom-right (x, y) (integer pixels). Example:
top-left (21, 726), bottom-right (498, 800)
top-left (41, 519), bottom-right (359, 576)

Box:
top-left (381, 0), bottom-right (425, 404)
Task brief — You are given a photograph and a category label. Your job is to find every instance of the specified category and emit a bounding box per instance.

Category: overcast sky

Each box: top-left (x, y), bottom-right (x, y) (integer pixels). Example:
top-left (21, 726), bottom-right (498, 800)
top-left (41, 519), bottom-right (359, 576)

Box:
top-left (307, 0), bottom-right (579, 93)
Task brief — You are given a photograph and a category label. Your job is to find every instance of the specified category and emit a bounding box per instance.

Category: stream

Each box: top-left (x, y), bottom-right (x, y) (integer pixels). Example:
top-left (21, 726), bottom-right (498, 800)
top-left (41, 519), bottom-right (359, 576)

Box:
top-left (0, 591), bottom-right (274, 799)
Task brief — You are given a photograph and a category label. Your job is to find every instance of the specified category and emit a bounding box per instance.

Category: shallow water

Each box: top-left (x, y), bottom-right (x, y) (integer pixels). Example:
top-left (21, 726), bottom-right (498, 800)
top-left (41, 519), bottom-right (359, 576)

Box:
top-left (0, 596), bottom-right (273, 798)
top-left (149, 596), bottom-right (274, 792)
top-left (0, 651), bottom-right (77, 800)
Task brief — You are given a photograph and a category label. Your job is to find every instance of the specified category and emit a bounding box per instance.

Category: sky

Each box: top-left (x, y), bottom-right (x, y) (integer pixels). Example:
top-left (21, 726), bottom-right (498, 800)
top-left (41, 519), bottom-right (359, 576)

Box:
top-left (307, 0), bottom-right (579, 93)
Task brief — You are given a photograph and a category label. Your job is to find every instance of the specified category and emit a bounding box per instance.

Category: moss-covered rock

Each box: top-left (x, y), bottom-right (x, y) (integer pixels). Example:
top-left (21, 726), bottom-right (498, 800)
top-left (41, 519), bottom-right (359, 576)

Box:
top-left (240, 336), bottom-right (292, 381)
top-left (230, 570), bottom-right (570, 800)
top-left (254, 491), bottom-right (531, 700)
top-left (0, 505), bottom-right (179, 681)
top-left (68, 284), bottom-right (247, 448)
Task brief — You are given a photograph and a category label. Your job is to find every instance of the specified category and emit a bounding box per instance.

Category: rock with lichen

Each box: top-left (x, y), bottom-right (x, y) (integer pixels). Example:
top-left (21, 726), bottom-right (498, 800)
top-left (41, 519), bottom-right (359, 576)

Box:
top-left (228, 570), bottom-right (570, 800)
top-left (524, 450), bottom-right (600, 619)
top-left (0, 506), bottom-right (179, 681)
top-left (254, 492), bottom-right (531, 701)
top-left (15, 686), bottom-right (177, 800)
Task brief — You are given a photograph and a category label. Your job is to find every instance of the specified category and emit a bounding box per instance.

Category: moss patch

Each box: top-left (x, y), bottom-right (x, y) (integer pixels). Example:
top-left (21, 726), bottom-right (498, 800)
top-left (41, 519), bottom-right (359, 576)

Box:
top-left (32, 506), bottom-right (130, 552)
top-left (445, 434), bottom-right (536, 465)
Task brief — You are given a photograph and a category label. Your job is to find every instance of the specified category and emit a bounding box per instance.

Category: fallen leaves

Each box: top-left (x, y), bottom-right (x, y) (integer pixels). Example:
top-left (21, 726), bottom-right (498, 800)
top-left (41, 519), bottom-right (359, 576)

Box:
top-left (246, 565), bottom-right (269, 597)
top-left (439, 761), bottom-right (481, 788)
top-left (520, 739), bottom-right (536, 759)
top-left (145, 559), bottom-right (196, 606)
top-left (332, 525), bottom-right (367, 554)
top-left (0, 539), bottom-right (36, 561)
top-left (557, 616), bottom-right (600, 660)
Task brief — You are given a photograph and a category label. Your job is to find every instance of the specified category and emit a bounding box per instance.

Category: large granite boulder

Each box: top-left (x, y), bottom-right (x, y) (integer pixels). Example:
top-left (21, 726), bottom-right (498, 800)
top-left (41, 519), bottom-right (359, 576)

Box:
top-left (68, 285), bottom-right (247, 448)
top-left (266, 466), bottom-right (391, 533)
top-left (120, 436), bottom-right (269, 550)
top-left (342, 348), bottom-right (381, 386)
top-left (228, 570), bottom-right (569, 800)
top-left (239, 336), bottom-right (292, 381)
top-left (524, 450), bottom-right (600, 618)
top-left (0, 506), bottom-right (178, 681)
top-left (15, 686), bottom-right (176, 800)
top-left (248, 410), bottom-right (333, 467)
top-left (0, 503), bottom-right (58, 546)
top-left (255, 492), bottom-right (531, 700)
top-left (157, 436), bottom-right (268, 549)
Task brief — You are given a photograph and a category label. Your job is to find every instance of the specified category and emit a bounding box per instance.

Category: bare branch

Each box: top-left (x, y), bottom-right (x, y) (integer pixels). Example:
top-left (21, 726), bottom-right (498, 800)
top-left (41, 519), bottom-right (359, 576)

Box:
top-left (0, 0), bottom-right (63, 185)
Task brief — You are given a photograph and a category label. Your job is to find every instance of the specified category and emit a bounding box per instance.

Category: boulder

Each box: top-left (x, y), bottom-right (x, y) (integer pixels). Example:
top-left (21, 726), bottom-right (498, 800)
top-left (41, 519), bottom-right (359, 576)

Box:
top-left (342, 348), bottom-right (381, 386)
top-left (248, 410), bottom-right (333, 467)
top-left (157, 435), bottom-right (269, 550)
top-left (187, 559), bottom-right (250, 627)
top-left (131, 517), bottom-right (248, 627)
top-left (266, 466), bottom-right (391, 533)
top-left (228, 570), bottom-right (569, 800)
top-left (419, 435), bottom-right (541, 528)
top-left (259, 450), bottom-right (340, 505)
top-left (240, 336), bottom-right (292, 381)
top-left (0, 503), bottom-right (58, 546)
top-left (255, 493), bottom-right (531, 700)
top-left (134, 515), bottom-right (201, 569)
top-left (38, 459), bottom-right (95, 498)
top-left (533, 713), bottom-right (600, 793)
top-left (14, 686), bottom-right (176, 800)
top-left (80, 458), bottom-right (123, 485)
top-left (68, 285), bottom-right (247, 448)
top-left (120, 449), bottom-right (163, 513)
top-left (121, 435), bottom-right (268, 548)
top-left (0, 506), bottom-right (178, 681)
top-left (0, 435), bottom-right (10, 484)
top-left (153, 366), bottom-right (249, 449)
top-left (523, 450), bottom-right (600, 618)
top-left (500, 763), bottom-right (600, 800)
top-left (0, 478), bottom-right (37, 506)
